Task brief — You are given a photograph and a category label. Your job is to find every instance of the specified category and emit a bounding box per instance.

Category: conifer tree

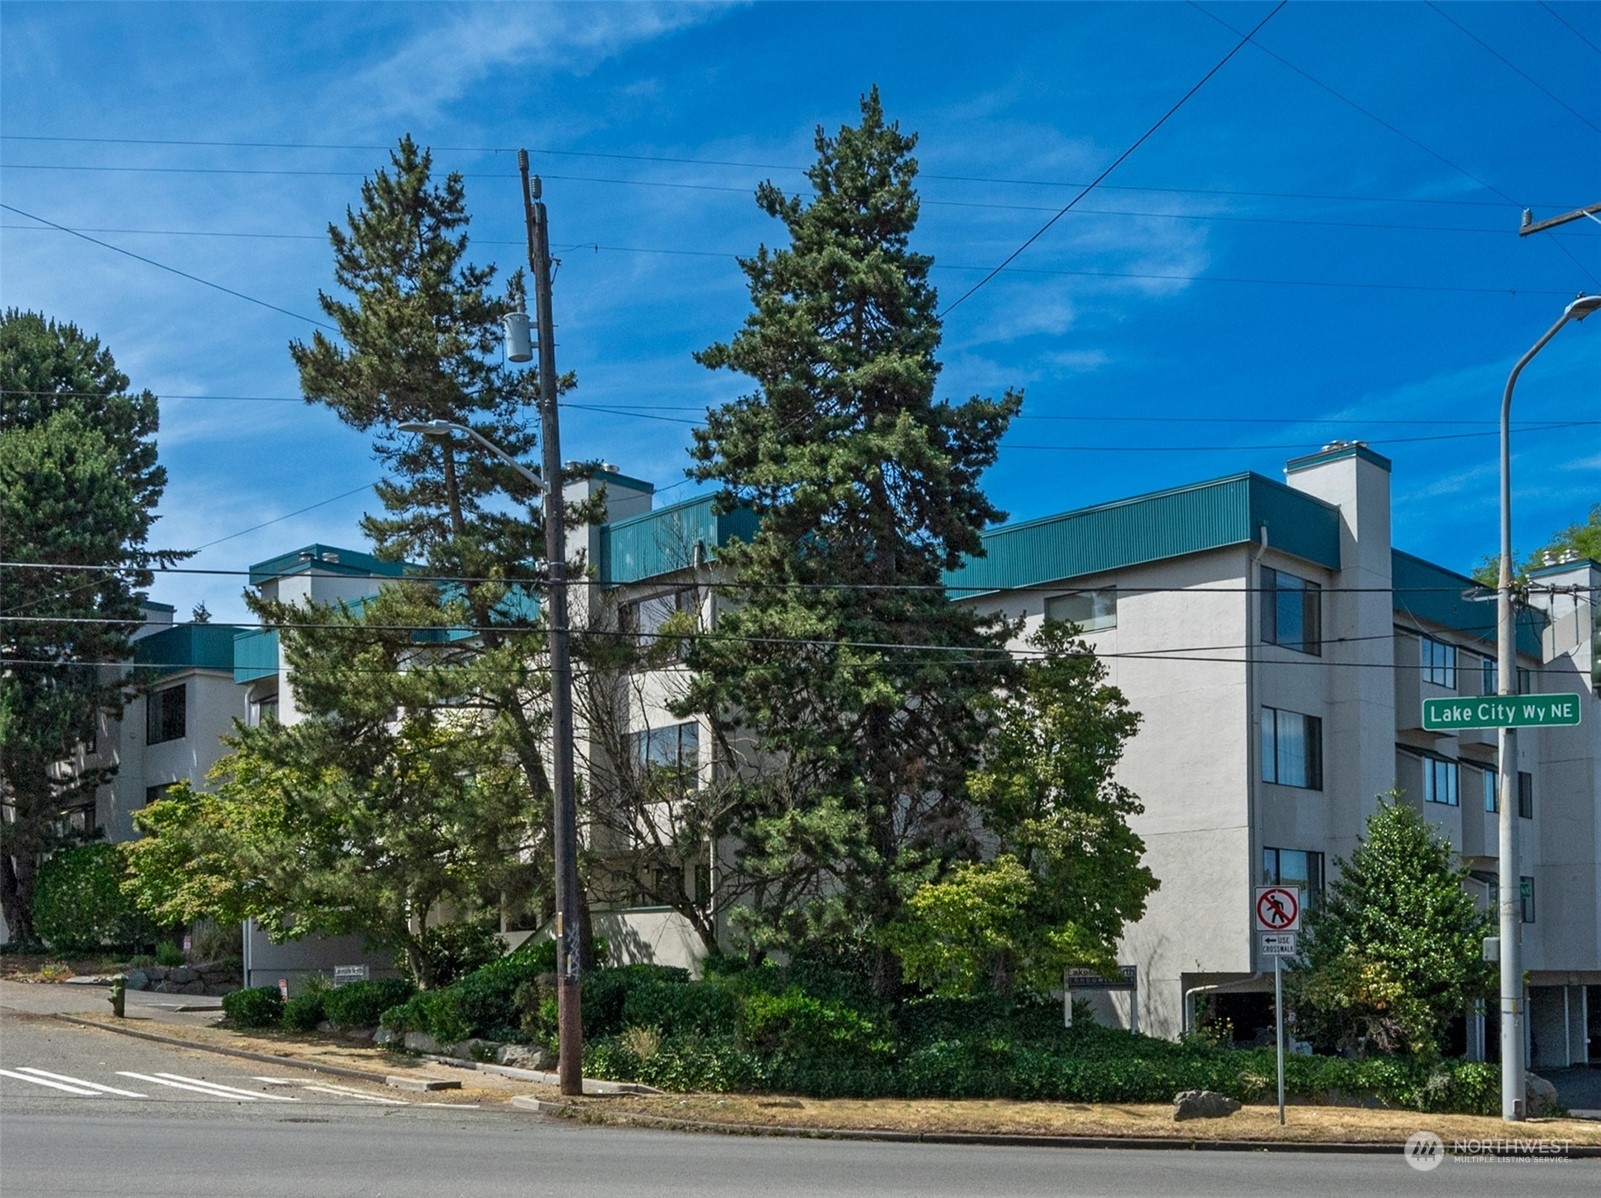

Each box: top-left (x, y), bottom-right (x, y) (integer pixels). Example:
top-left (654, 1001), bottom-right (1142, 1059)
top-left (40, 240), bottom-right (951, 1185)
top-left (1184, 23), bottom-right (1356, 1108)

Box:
top-left (0, 311), bottom-right (179, 942)
top-left (686, 90), bottom-right (1022, 992)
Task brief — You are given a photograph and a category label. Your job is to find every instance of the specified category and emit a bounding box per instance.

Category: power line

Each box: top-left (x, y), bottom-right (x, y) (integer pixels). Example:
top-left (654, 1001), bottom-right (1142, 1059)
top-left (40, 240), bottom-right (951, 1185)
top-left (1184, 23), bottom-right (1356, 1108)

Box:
top-left (940, 2), bottom-right (1287, 316)
top-left (1425, 1), bottom-right (1601, 134)
top-left (0, 202), bottom-right (336, 331)
top-left (1540, 0), bottom-right (1601, 56)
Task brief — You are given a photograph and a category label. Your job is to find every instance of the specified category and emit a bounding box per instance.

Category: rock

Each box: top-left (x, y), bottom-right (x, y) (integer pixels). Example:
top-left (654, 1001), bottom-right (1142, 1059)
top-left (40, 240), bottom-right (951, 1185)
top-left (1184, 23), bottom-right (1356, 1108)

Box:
top-left (373, 1026), bottom-right (403, 1047)
top-left (1173, 1089), bottom-right (1242, 1121)
top-left (123, 969), bottom-right (149, 991)
top-left (168, 966), bottom-right (197, 985)
top-left (403, 1030), bottom-right (443, 1055)
top-left (1526, 1072), bottom-right (1560, 1117)
top-left (317, 1020), bottom-right (339, 1035)
top-left (449, 1038), bottom-right (498, 1062)
top-left (344, 1027), bottom-right (376, 1043)
top-left (495, 1044), bottom-right (553, 1070)
top-left (179, 980), bottom-right (206, 994)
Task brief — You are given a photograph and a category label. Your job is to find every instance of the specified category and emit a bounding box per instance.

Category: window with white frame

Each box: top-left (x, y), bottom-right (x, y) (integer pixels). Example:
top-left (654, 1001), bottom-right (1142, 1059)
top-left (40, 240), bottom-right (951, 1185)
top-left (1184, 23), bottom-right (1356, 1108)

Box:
top-left (1262, 707), bottom-right (1323, 790)
top-left (1261, 567), bottom-right (1322, 655)
top-left (1419, 635), bottom-right (1457, 688)
top-left (1044, 587), bottom-right (1117, 632)
top-left (1262, 847), bottom-right (1325, 910)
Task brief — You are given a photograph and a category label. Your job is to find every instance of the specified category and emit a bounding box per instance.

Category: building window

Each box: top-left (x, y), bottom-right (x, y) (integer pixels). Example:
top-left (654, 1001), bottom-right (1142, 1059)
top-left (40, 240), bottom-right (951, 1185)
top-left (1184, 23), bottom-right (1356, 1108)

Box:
top-left (1262, 847), bottom-right (1325, 910)
top-left (622, 589), bottom-right (695, 647)
top-left (1518, 771), bottom-right (1532, 820)
top-left (629, 721), bottom-right (700, 792)
top-left (144, 783), bottom-right (173, 806)
top-left (1480, 659), bottom-right (1532, 696)
top-left (251, 694), bottom-right (279, 727)
top-left (1420, 754), bottom-right (1459, 806)
top-left (1476, 766), bottom-right (1497, 813)
top-left (1045, 587), bottom-right (1117, 632)
top-left (1261, 568), bottom-right (1321, 655)
top-left (146, 684), bottom-right (186, 744)
top-left (1521, 876), bottom-right (1535, 923)
top-left (1262, 707), bottom-right (1322, 790)
top-left (1420, 635), bottom-right (1456, 688)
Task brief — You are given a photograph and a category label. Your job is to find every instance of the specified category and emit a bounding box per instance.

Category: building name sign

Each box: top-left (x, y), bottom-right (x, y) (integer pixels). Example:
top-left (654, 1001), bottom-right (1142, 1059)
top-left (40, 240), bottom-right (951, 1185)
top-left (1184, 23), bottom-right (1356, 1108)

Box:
top-left (1422, 694), bottom-right (1582, 732)
top-left (1064, 965), bottom-right (1137, 991)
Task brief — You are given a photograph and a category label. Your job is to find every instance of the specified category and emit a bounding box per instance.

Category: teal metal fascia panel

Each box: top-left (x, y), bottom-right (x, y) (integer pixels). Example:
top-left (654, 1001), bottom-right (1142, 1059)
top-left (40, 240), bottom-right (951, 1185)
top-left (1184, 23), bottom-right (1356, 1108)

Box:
top-left (233, 628), bottom-right (280, 684)
top-left (134, 624), bottom-right (244, 678)
top-left (248, 543), bottom-right (410, 587)
top-left (1391, 550), bottom-right (1544, 658)
top-left (599, 495), bottom-right (759, 586)
top-left (945, 474), bottom-right (1340, 596)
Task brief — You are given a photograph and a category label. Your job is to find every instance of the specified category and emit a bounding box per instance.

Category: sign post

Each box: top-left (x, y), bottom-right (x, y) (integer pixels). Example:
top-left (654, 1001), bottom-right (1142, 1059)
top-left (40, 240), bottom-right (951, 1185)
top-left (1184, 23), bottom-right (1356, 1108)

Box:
top-left (1255, 887), bottom-right (1302, 1126)
top-left (1063, 966), bottom-right (1138, 1033)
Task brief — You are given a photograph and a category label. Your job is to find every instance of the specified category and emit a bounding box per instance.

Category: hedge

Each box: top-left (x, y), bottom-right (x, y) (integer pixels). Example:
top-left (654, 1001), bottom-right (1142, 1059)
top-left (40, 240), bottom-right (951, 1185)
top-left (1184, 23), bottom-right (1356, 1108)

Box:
top-left (31, 843), bottom-right (160, 955)
top-left (222, 985), bottom-right (284, 1029)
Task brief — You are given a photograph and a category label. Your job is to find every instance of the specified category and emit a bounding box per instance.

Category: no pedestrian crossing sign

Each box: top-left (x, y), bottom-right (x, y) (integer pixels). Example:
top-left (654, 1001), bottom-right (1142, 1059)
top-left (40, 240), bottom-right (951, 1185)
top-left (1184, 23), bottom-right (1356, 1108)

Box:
top-left (1422, 693), bottom-right (1582, 732)
top-left (1254, 886), bottom-right (1301, 932)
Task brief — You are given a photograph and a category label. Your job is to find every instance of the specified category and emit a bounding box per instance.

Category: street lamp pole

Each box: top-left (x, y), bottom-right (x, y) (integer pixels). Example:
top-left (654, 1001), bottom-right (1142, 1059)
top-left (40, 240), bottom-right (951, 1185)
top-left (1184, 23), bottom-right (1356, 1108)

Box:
top-left (1495, 292), bottom-right (1600, 1122)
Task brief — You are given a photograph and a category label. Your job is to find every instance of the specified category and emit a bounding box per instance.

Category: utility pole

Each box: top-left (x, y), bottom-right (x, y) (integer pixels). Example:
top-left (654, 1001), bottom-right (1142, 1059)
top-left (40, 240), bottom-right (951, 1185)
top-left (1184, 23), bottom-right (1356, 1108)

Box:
top-left (519, 149), bottom-right (583, 1097)
top-left (1518, 203), bottom-right (1601, 237)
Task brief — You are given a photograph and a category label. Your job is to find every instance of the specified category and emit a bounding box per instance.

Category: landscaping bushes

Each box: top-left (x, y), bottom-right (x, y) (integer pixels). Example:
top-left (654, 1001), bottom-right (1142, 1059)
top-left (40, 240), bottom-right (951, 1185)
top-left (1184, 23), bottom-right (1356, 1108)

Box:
top-left (222, 985), bottom-right (283, 1028)
top-left (31, 843), bottom-right (161, 955)
top-left (323, 977), bottom-right (414, 1028)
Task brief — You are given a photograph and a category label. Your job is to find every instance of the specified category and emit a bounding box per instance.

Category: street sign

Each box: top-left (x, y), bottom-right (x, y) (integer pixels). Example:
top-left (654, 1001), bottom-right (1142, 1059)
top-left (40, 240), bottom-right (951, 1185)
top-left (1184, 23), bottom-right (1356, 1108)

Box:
top-left (1063, 965), bottom-right (1137, 990)
top-left (1422, 693), bottom-right (1582, 732)
top-left (1255, 886), bottom-right (1301, 932)
top-left (1260, 932), bottom-right (1298, 956)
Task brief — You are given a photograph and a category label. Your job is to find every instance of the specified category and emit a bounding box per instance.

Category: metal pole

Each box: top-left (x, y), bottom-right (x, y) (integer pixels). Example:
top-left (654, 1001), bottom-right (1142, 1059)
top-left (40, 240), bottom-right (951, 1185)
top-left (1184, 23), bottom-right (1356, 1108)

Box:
top-left (1275, 953), bottom-right (1285, 1126)
top-left (520, 149), bottom-right (583, 1097)
top-left (1495, 294), bottom-right (1599, 1120)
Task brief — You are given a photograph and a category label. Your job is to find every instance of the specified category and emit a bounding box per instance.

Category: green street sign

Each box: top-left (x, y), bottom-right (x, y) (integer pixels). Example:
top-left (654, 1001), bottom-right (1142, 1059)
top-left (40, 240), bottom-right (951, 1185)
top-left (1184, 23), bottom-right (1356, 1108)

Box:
top-left (1422, 694), bottom-right (1583, 731)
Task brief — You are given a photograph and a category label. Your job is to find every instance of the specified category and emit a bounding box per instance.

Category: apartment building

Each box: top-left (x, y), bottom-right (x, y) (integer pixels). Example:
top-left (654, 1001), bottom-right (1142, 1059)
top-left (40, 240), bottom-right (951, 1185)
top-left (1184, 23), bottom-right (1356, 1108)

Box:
top-left (589, 443), bottom-right (1599, 1063)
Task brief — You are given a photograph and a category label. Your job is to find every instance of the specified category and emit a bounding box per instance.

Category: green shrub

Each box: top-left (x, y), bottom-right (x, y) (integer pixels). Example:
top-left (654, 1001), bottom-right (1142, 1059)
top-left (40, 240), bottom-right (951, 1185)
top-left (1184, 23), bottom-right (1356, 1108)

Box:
top-left (736, 988), bottom-right (892, 1062)
top-left (409, 922), bottom-right (505, 989)
top-left (223, 985), bottom-right (284, 1029)
top-left (32, 843), bottom-right (160, 955)
top-left (583, 965), bottom-right (691, 1038)
top-left (323, 978), bottom-right (415, 1028)
top-left (622, 977), bottom-right (739, 1038)
top-left (283, 990), bottom-right (327, 1031)
top-left (154, 942), bottom-right (185, 967)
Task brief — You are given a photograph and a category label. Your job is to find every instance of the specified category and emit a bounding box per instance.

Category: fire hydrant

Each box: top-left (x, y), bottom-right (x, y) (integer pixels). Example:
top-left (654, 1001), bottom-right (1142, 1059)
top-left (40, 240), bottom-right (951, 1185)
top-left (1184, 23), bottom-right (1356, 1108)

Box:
top-left (109, 974), bottom-right (127, 1018)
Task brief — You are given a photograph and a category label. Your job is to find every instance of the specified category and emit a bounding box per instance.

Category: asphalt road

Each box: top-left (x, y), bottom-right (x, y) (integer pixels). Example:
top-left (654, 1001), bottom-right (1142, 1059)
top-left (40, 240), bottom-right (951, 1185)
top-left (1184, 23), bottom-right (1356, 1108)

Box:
top-left (4, 1004), bottom-right (1599, 1198)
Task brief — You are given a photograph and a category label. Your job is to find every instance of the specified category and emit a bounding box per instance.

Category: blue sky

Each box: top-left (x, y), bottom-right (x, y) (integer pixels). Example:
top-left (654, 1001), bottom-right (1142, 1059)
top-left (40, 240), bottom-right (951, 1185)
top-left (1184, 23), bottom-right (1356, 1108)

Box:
top-left (3, 1), bottom-right (1597, 623)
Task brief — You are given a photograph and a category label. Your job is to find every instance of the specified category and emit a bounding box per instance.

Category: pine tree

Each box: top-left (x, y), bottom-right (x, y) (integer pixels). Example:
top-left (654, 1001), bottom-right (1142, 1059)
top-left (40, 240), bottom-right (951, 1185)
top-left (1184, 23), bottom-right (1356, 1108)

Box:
top-left (0, 311), bottom-right (180, 943)
top-left (1288, 796), bottom-right (1494, 1058)
top-left (686, 90), bottom-right (1022, 992)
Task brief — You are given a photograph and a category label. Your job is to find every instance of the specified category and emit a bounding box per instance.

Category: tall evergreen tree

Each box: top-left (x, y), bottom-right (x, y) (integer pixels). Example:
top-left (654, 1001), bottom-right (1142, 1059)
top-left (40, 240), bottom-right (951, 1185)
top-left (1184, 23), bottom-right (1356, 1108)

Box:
top-left (0, 311), bottom-right (179, 942)
top-left (686, 90), bottom-right (1022, 992)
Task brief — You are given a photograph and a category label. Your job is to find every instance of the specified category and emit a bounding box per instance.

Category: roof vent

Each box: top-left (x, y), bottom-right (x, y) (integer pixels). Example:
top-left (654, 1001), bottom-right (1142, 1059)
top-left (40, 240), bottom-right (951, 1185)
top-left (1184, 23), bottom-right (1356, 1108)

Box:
top-left (602, 463), bottom-right (620, 474)
top-left (321, 551), bottom-right (340, 564)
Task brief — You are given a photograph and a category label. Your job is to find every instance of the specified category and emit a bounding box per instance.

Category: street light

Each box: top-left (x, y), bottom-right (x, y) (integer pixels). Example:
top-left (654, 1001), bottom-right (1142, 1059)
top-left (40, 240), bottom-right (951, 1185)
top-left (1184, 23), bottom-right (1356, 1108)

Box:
top-left (1495, 292), bottom-right (1599, 1122)
top-left (396, 419), bottom-right (543, 492)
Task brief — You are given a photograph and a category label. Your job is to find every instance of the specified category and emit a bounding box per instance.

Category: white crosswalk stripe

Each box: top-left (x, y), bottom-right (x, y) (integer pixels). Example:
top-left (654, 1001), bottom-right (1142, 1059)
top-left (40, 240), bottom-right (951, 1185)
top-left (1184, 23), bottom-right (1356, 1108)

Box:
top-left (301, 1083), bottom-right (408, 1105)
top-left (12, 1067), bottom-right (146, 1097)
top-left (115, 1071), bottom-right (299, 1102)
top-left (0, 1067), bottom-right (101, 1095)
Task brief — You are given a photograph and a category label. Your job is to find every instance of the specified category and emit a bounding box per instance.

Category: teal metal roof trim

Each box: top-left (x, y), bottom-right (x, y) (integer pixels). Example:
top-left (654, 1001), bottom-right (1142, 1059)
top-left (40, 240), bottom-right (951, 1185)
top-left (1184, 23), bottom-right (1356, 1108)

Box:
top-left (589, 467), bottom-right (655, 494)
top-left (249, 544), bottom-right (410, 587)
top-left (233, 627), bottom-right (280, 683)
top-left (142, 600), bottom-right (177, 613)
top-left (1390, 550), bottom-right (1543, 658)
top-left (1528, 557), bottom-right (1599, 579)
top-left (945, 473), bottom-right (1341, 596)
top-left (599, 494), bottom-right (760, 586)
top-left (134, 623), bottom-right (244, 678)
top-left (1285, 442), bottom-right (1393, 475)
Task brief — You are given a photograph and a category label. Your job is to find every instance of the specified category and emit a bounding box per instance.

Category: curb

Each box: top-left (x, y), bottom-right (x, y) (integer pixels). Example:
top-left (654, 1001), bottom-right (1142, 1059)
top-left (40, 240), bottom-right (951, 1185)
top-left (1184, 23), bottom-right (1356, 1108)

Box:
top-left (508, 1103), bottom-right (1601, 1157)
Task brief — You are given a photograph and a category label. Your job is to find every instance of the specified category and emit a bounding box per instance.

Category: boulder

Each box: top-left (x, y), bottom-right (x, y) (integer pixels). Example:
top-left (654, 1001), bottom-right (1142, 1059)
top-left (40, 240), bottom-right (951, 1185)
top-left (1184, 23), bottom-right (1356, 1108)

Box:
top-left (123, 969), bottom-right (149, 991)
top-left (168, 966), bottom-right (197, 985)
top-left (496, 1044), bottom-right (553, 1071)
top-left (449, 1038), bottom-right (499, 1062)
top-left (1173, 1089), bottom-right (1242, 1121)
top-left (1527, 1072), bottom-right (1561, 1117)
top-left (343, 1026), bottom-right (376, 1043)
top-left (373, 1026), bottom-right (403, 1047)
top-left (403, 1030), bottom-right (443, 1055)
top-left (179, 980), bottom-right (206, 994)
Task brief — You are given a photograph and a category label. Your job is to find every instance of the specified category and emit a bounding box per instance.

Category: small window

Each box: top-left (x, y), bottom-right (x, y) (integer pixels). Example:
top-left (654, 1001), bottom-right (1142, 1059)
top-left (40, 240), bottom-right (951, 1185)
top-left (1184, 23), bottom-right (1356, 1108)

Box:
top-left (1518, 771), bottom-right (1532, 820)
top-left (1262, 707), bottom-right (1323, 790)
top-left (1480, 659), bottom-right (1533, 696)
top-left (628, 721), bottom-right (700, 793)
top-left (145, 783), bottom-right (173, 806)
top-left (1262, 847), bottom-right (1325, 910)
top-left (1045, 587), bottom-right (1117, 632)
top-left (1421, 755), bottom-right (1459, 806)
top-left (251, 694), bottom-right (279, 727)
top-left (1477, 766), bottom-right (1497, 813)
top-left (1420, 636), bottom-right (1457, 688)
top-left (1521, 876), bottom-right (1535, 924)
top-left (146, 685), bottom-right (186, 744)
top-left (1261, 568), bottom-right (1321, 655)
top-left (624, 589), bottom-right (695, 644)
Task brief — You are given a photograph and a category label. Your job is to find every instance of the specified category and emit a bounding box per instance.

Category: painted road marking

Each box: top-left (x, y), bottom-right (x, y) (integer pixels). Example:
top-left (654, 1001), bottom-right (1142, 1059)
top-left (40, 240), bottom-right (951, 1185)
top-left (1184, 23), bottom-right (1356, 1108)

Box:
top-left (12, 1067), bottom-right (147, 1097)
top-left (301, 1083), bottom-right (409, 1105)
top-left (115, 1072), bottom-right (298, 1102)
top-left (0, 1067), bottom-right (101, 1095)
